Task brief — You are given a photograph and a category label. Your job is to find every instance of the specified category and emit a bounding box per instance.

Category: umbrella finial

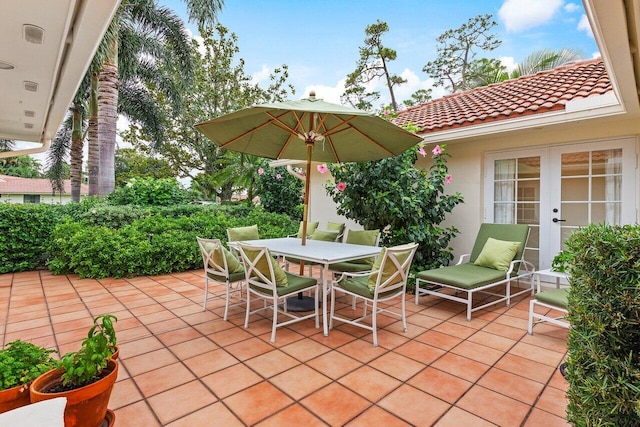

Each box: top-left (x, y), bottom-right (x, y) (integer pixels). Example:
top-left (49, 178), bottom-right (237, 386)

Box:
top-left (309, 91), bottom-right (316, 100)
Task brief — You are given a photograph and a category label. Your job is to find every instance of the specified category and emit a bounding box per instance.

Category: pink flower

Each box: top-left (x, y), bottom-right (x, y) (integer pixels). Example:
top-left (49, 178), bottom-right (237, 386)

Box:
top-left (432, 145), bottom-right (443, 156)
top-left (445, 174), bottom-right (453, 184)
top-left (258, 167), bottom-right (264, 175)
top-left (336, 182), bottom-right (347, 192)
top-left (317, 164), bottom-right (328, 174)
top-left (276, 174), bottom-right (282, 179)
top-left (383, 109), bottom-right (390, 116)
top-left (418, 147), bottom-right (427, 157)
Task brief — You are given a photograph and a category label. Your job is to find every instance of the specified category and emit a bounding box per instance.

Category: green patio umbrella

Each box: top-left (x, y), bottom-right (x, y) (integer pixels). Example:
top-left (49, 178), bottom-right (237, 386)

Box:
top-left (195, 92), bottom-right (423, 244)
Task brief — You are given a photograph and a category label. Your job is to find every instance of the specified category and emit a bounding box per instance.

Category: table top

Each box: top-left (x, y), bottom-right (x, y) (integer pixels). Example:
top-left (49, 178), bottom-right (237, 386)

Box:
top-left (232, 237), bottom-right (381, 264)
top-left (536, 268), bottom-right (570, 279)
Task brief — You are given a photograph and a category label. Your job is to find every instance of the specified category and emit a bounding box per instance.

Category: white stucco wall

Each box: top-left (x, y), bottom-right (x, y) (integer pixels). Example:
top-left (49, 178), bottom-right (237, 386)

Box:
top-left (0, 193), bottom-right (76, 204)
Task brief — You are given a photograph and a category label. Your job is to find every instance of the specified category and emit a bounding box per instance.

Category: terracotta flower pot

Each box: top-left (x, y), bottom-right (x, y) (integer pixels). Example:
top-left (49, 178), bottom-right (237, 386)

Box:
top-left (0, 384), bottom-right (30, 414)
top-left (29, 359), bottom-right (118, 427)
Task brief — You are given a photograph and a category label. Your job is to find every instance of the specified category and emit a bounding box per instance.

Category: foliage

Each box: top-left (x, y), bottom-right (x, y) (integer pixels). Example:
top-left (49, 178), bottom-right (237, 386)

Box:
top-left (511, 48), bottom-right (583, 78)
top-left (551, 249), bottom-right (573, 273)
top-left (564, 224), bottom-right (640, 425)
top-left (0, 340), bottom-right (59, 391)
top-left (0, 155), bottom-right (43, 178)
top-left (46, 207), bottom-right (297, 278)
top-left (114, 148), bottom-right (176, 187)
top-left (402, 89), bottom-right (433, 108)
top-left (60, 314), bottom-right (117, 387)
top-left (325, 143), bottom-right (463, 271)
top-left (121, 23), bottom-right (294, 203)
top-left (106, 177), bottom-right (189, 206)
top-left (0, 203), bottom-right (58, 273)
top-left (254, 161), bottom-right (303, 219)
top-left (423, 14), bottom-right (501, 92)
top-left (342, 20), bottom-right (406, 112)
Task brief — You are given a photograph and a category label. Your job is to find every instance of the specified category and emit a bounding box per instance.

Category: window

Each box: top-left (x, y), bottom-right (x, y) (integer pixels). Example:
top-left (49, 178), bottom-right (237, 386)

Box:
top-left (24, 194), bottom-right (40, 204)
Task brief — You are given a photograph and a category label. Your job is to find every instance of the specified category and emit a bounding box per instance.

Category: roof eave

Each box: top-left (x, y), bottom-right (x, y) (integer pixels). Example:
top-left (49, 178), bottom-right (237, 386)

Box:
top-left (419, 94), bottom-right (625, 143)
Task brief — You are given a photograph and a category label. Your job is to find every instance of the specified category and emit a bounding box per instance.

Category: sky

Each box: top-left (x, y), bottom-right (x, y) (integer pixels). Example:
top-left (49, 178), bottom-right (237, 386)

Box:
top-left (160, 0), bottom-right (599, 105)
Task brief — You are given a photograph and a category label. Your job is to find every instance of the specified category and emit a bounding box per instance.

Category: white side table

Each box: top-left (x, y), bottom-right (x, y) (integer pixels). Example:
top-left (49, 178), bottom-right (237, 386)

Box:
top-left (535, 268), bottom-right (569, 292)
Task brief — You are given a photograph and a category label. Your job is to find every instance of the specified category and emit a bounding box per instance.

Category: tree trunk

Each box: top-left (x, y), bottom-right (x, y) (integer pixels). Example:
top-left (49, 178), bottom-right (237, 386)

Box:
top-left (70, 104), bottom-right (84, 202)
top-left (88, 74), bottom-right (99, 196)
top-left (98, 40), bottom-right (119, 197)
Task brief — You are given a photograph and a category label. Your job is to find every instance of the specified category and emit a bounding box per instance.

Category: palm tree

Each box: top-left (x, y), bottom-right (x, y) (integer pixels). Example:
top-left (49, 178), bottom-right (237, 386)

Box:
top-left (97, 0), bottom-right (224, 197)
top-left (511, 48), bottom-right (584, 78)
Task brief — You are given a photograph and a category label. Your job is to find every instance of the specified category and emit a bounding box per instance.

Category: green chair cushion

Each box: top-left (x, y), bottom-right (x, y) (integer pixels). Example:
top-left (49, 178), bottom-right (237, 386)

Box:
top-left (328, 261), bottom-right (372, 273)
top-left (310, 229), bottom-right (340, 242)
top-left (339, 275), bottom-right (398, 299)
top-left (473, 237), bottom-right (521, 271)
top-left (296, 221), bottom-right (319, 238)
top-left (251, 272), bottom-right (316, 296)
top-left (367, 244), bottom-right (414, 291)
top-left (203, 242), bottom-right (244, 274)
top-left (417, 263), bottom-right (507, 290)
top-left (346, 230), bottom-right (379, 265)
top-left (243, 246), bottom-right (288, 286)
top-left (535, 288), bottom-right (569, 309)
top-left (228, 225), bottom-right (259, 241)
top-left (326, 221), bottom-right (345, 234)
top-left (208, 270), bottom-right (246, 283)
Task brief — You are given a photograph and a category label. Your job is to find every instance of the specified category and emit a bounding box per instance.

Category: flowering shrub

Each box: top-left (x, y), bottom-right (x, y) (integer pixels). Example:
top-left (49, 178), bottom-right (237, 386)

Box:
top-left (325, 143), bottom-right (463, 271)
top-left (255, 161), bottom-right (303, 219)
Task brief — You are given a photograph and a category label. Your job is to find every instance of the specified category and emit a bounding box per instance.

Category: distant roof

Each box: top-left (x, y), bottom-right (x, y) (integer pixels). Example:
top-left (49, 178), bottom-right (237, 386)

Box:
top-left (0, 175), bottom-right (88, 195)
top-left (394, 58), bottom-right (612, 133)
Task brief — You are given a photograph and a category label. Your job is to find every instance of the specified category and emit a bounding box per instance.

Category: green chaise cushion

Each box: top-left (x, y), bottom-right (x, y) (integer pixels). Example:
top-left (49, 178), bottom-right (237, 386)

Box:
top-left (474, 237), bottom-right (521, 271)
top-left (535, 288), bottom-right (569, 309)
top-left (417, 263), bottom-right (508, 290)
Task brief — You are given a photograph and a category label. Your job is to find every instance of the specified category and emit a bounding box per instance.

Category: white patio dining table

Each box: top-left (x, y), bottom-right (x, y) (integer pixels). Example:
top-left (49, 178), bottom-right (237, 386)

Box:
top-left (230, 237), bottom-right (381, 336)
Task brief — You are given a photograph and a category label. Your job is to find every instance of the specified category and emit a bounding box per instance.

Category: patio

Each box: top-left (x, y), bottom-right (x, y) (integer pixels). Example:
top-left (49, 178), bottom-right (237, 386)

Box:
top-left (0, 269), bottom-right (569, 426)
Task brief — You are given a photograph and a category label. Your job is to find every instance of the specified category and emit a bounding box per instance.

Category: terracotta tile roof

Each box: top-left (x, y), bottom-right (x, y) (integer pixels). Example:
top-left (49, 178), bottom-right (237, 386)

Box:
top-left (0, 174), bottom-right (88, 195)
top-left (394, 58), bottom-right (612, 133)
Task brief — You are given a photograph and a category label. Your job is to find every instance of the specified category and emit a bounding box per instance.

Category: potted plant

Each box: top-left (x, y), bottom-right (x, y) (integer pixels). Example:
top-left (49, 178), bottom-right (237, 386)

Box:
top-left (30, 314), bottom-right (118, 427)
top-left (0, 340), bottom-right (59, 413)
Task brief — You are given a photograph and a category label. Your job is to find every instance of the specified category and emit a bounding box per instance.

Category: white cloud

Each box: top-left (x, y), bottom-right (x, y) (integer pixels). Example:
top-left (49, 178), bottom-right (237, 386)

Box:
top-left (499, 0), bottom-right (563, 32)
top-left (500, 56), bottom-right (517, 73)
top-left (302, 80), bottom-right (346, 104)
top-left (251, 65), bottom-right (271, 85)
top-left (578, 14), bottom-right (594, 38)
top-left (564, 2), bottom-right (580, 13)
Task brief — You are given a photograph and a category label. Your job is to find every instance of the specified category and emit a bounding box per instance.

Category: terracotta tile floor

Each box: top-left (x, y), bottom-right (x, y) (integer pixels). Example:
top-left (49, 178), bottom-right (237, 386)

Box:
top-left (0, 270), bottom-right (570, 426)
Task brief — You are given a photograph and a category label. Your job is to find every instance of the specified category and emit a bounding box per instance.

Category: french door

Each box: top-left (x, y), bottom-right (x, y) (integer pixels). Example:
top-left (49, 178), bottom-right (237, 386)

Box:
top-left (485, 138), bottom-right (637, 270)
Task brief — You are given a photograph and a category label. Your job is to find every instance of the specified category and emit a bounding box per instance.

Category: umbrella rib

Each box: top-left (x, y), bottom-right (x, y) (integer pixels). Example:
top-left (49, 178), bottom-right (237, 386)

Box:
top-left (323, 114), bottom-right (397, 157)
top-left (219, 111), bottom-right (298, 150)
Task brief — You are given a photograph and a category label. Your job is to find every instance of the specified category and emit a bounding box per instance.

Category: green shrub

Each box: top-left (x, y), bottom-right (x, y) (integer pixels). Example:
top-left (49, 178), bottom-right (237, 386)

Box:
top-left (565, 223), bottom-right (640, 425)
top-left (106, 177), bottom-right (189, 206)
top-left (46, 207), bottom-right (297, 278)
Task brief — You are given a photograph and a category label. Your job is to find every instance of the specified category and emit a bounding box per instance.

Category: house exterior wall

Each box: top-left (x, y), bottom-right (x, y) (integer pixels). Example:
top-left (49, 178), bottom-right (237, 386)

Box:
top-left (0, 193), bottom-right (76, 204)
top-left (310, 116), bottom-right (640, 263)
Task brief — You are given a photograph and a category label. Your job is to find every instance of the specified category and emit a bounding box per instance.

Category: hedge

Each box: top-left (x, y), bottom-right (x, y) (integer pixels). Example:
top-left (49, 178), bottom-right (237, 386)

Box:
top-left (565, 224), bottom-right (640, 425)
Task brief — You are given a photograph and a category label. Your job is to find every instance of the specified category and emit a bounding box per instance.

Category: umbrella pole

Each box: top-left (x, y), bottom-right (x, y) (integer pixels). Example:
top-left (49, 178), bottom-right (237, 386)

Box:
top-left (287, 140), bottom-right (316, 312)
